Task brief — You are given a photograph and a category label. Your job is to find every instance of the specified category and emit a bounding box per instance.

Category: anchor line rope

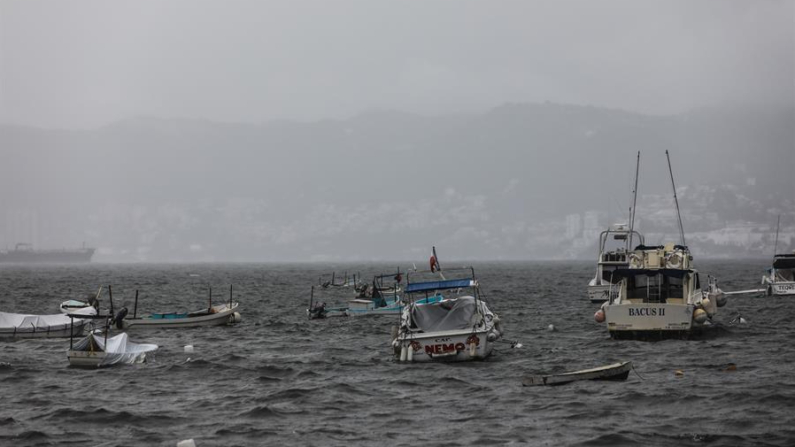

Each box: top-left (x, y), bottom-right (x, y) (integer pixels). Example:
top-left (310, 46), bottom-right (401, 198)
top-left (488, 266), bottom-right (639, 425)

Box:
top-left (631, 363), bottom-right (645, 381)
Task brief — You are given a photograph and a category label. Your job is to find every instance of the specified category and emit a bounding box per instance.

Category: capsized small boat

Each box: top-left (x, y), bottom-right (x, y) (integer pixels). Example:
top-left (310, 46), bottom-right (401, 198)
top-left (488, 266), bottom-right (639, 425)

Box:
top-left (392, 266), bottom-right (503, 362)
top-left (0, 308), bottom-right (95, 339)
top-left (522, 361), bottom-right (633, 386)
top-left (68, 332), bottom-right (158, 368)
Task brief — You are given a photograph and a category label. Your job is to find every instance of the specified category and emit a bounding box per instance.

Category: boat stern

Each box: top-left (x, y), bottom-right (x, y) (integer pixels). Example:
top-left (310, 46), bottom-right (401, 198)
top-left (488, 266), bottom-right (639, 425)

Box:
top-left (604, 302), bottom-right (695, 339)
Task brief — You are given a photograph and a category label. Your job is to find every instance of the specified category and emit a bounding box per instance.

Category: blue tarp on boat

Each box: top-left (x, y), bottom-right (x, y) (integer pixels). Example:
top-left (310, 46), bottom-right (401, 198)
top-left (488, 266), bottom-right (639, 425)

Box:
top-left (405, 278), bottom-right (475, 294)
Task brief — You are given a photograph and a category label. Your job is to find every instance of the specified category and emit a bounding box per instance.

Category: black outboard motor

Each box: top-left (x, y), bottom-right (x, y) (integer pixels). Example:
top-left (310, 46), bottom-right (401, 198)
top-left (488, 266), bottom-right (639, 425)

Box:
top-left (309, 302), bottom-right (327, 319)
top-left (112, 307), bottom-right (128, 329)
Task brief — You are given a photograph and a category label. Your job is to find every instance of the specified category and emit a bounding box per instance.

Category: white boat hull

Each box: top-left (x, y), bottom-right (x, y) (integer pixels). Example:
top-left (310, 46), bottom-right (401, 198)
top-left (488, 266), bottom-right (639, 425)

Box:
top-left (393, 329), bottom-right (494, 362)
top-left (122, 303), bottom-right (240, 329)
top-left (605, 303), bottom-right (696, 339)
top-left (0, 320), bottom-right (88, 339)
top-left (587, 284), bottom-right (618, 303)
top-left (768, 282), bottom-right (795, 296)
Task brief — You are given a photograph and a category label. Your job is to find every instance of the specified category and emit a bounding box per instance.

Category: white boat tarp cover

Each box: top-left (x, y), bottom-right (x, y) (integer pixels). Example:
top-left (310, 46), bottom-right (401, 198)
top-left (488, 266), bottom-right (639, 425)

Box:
top-left (0, 310), bottom-right (92, 331)
top-left (71, 333), bottom-right (158, 366)
top-left (410, 296), bottom-right (490, 332)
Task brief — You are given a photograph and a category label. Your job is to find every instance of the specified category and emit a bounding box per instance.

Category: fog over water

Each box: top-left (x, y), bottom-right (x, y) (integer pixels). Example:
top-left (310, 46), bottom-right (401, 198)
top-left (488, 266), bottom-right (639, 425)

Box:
top-left (1, 1), bottom-right (793, 261)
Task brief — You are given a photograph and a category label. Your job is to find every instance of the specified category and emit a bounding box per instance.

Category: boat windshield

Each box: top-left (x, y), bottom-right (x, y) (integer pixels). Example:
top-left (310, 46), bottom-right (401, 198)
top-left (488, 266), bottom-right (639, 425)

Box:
top-left (775, 269), bottom-right (795, 281)
top-left (626, 273), bottom-right (685, 303)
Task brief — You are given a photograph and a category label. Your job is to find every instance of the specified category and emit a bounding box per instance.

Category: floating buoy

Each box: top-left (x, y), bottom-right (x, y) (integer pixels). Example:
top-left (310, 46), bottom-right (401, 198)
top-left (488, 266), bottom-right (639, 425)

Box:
top-left (406, 345), bottom-right (414, 362)
top-left (725, 363), bottom-right (737, 371)
top-left (184, 345), bottom-right (194, 354)
top-left (739, 317), bottom-right (747, 324)
top-left (399, 345), bottom-right (408, 362)
top-left (701, 298), bottom-right (713, 315)
top-left (674, 369), bottom-right (684, 377)
top-left (177, 440), bottom-right (196, 447)
top-left (228, 312), bottom-right (242, 324)
top-left (716, 294), bottom-right (727, 307)
top-left (547, 324), bottom-right (556, 332)
top-left (693, 308), bottom-right (708, 324)
top-left (594, 310), bottom-right (605, 323)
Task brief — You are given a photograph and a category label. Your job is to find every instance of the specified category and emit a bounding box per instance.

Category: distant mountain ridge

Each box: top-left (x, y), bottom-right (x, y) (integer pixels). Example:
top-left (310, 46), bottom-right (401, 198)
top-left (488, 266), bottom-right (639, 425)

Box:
top-left (1, 102), bottom-right (793, 261)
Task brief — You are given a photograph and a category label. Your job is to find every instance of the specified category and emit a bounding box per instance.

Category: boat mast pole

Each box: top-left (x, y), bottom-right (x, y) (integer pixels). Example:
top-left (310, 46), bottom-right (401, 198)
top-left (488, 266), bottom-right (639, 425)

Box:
top-left (628, 151), bottom-right (640, 250)
top-left (774, 214), bottom-right (781, 255)
top-left (665, 150), bottom-right (686, 247)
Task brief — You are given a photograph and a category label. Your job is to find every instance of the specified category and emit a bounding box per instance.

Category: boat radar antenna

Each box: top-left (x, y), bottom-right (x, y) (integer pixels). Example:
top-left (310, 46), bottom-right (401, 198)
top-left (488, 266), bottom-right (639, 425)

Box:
top-left (665, 150), bottom-right (686, 247)
top-left (774, 214), bottom-right (781, 256)
top-left (628, 151), bottom-right (640, 250)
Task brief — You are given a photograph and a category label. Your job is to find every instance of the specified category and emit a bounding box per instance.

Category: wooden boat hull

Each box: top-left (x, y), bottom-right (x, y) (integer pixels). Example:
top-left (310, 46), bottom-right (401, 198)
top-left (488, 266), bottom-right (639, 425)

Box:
top-left (67, 349), bottom-right (149, 367)
top-left (121, 303), bottom-right (240, 329)
top-left (523, 361), bottom-right (632, 386)
top-left (393, 329), bottom-right (495, 362)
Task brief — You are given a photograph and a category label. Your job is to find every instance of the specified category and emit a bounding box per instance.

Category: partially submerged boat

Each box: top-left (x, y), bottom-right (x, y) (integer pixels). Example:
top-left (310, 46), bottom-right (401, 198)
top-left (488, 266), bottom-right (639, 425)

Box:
top-left (762, 254), bottom-right (795, 296)
top-left (0, 307), bottom-right (96, 339)
top-left (587, 224), bottom-right (644, 303)
top-left (522, 361), bottom-right (633, 386)
top-left (392, 267), bottom-right (503, 362)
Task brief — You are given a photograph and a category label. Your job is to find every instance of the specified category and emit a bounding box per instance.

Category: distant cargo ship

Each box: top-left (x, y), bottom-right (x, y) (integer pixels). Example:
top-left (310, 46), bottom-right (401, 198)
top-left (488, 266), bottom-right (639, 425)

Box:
top-left (0, 243), bottom-right (95, 263)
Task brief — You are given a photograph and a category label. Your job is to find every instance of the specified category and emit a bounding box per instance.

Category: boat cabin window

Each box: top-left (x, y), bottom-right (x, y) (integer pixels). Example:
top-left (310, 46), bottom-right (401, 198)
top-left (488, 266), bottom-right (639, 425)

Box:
top-left (776, 269), bottom-right (795, 281)
top-left (626, 273), bottom-right (685, 303)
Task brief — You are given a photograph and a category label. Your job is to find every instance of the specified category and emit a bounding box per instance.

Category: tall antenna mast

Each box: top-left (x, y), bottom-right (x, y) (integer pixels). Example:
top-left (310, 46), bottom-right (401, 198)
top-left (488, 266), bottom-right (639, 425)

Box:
top-left (774, 214), bottom-right (781, 256)
top-left (665, 150), bottom-right (686, 246)
top-left (628, 151), bottom-right (640, 250)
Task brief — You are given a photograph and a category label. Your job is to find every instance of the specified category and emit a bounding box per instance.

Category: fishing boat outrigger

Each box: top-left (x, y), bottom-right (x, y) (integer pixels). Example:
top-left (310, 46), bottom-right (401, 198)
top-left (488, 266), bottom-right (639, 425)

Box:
top-left (392, 266), bottom-right (504, 362)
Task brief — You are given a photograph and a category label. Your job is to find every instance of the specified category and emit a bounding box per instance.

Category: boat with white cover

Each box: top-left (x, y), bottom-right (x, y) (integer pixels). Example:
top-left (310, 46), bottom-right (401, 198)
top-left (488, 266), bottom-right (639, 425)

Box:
top-left (0, 306), bottom-right (96, 339)
top-left (587, 224), bottom-right (644, 303)
top-left (392, 267), bottom-right (503, 362)
top-left (68, 332), bottom-right (158, 368)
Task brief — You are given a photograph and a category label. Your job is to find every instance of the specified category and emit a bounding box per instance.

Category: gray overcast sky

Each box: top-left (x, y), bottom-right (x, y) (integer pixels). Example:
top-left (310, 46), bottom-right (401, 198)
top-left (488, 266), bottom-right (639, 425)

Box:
top-left (1, 0), bottom-right (793, 128)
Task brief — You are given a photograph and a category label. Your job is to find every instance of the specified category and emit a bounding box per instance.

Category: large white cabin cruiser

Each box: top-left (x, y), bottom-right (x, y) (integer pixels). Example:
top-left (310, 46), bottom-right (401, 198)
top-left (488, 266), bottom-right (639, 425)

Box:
top-left (762, 253), bottom-right (795, 296)
top-left (596, 243), bottom-right (725, 339)
top-left (587, 224), bottom-right (644, 303)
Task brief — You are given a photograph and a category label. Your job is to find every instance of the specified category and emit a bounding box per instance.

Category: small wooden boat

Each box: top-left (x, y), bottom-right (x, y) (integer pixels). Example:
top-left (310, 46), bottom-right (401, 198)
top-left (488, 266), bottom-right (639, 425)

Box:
top-left (120, 302), bottom-right (241, 329)
top-left (68, 333), bottom-right (158, 367)
top-left (522, 361), bottom-right (633, 386)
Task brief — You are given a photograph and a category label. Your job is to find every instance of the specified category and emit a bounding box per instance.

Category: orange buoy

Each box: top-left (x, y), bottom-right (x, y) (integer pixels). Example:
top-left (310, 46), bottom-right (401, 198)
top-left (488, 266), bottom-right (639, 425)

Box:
top-left (594, 309), bottom-right (605, 323)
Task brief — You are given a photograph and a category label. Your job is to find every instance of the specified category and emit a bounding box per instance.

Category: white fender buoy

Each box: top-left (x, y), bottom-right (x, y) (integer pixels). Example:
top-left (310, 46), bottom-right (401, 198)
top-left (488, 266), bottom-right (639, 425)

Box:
top-left (693, 308), bottom-right (708, 324)
top-left (177, 440), bottom-right (196, 447)
top-left (739, 317), bottom-right (747, 324)
top-left (184, 345), bottom-right (194, 354)
top-left (406, 345), bottom-right (413, 362)
top-left (716, 294), bottom-right (727, 307)
top-left (400, 345), bottom-right (408, 362)
top-left (547, 324), bottom-right (556, 332)
top-left (469, 342), bottom-right (477, 357)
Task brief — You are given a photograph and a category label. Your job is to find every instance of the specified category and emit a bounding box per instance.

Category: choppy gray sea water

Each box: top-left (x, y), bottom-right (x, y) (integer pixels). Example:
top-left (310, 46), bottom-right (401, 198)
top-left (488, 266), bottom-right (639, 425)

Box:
top-left (0, 260), bottom-right (793, 446)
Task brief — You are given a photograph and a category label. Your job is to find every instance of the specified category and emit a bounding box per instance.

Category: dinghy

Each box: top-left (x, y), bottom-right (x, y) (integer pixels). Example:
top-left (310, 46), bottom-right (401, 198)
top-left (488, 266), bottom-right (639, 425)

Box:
top-left (68, 332), bottom-right (158, 368)
top-left (522, 361), bottom-right (633, 386)
top-left (0, 308), bottom-right (95, 339)
top-left (392, 265), bottom-right (504, 362)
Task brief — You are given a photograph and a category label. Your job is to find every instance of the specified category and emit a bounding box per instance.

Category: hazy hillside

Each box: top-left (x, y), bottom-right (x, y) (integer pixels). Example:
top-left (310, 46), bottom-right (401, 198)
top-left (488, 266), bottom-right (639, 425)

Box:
top-left (1, 103), bottom-right (793, 261)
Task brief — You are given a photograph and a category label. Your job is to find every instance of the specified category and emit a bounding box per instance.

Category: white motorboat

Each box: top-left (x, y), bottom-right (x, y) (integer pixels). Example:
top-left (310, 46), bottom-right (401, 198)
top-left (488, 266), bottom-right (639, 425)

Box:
top-left (594, 151), bottom-right (727, 340)
top-left (596, 243), bottom-right (726, 339)
top-left (762, 254), bottom-right (795, 296)
top-left (392, 267), bottom-right (503, 362)
top-left (119, 302), bottom-right (241, 329)
top-left (587, 224), bottom-right (644, 303)
top-left (0, 308), bottom-right (95, 339)
top-left (68, 332), bottom-right (158, 368)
